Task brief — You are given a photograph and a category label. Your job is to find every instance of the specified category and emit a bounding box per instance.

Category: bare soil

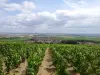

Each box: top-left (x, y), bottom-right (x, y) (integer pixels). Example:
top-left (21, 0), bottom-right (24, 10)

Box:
top-left (7, 59), bottom-right (28, 75)
top-left (2, 61), bottom-right (7, 75)
top-left (37, 48), bottom-right (56, 75)
top-left (67, 64), bottom-right (80, 75)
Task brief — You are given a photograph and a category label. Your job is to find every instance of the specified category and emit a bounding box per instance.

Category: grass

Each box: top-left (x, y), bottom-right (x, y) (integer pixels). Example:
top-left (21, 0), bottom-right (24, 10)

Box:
top-left (56, 36), bottom-right (100, 42)
top-left (0, 37), bottom-right (30, 43)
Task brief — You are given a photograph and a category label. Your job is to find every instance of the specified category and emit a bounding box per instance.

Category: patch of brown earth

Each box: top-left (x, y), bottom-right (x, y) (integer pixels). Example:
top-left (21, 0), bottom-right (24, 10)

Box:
top-left (7, 59), bottom-right (28, 75)
top-left (67, 64), bottom-right (80, 75)
top-left (2, 61), bottom-right (7, 75)
top-left (37, 48), bottom-right (56, 75)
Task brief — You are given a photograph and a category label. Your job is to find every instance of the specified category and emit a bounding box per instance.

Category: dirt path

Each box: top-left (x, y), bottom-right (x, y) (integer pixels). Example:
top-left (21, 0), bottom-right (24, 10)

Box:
top-left (7, 59), bottom-right (28, 75)
top-left (37, 48), bottom-right (56, 75)
top-left (2, 61), bottom-right (7, 75)
top-left (67, 64), bottom-right (80, 75)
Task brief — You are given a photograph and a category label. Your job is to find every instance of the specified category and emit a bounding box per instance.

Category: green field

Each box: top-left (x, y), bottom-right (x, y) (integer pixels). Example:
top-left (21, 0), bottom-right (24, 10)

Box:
top-left (57, 36), bottom-right (100, 42)
top-left (0, 37), bottom-right (30, 43)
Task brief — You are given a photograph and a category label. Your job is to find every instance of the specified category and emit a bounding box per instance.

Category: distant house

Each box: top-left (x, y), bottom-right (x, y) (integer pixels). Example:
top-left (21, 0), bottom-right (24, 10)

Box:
top-left (30, 36), bottom-right (61, 44)
top-left (25, 36), bottom-right (98, 44)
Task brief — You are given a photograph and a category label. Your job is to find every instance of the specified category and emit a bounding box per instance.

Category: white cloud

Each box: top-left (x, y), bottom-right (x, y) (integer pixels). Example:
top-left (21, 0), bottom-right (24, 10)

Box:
top-left (20, 1), bottom-right (36, 13)
top-left (0, 0), bottom-right (100, 33)
top-left (1, 6), bottom-right (100, 33)
top-left (63, 0), bottom-right (91, 9)
top-left (38, 11), bottom-right (57, 20)
top-left (4, 3), bottom-right (21, 11)
top-left (0, 0), bottom-right (8, 3)
top-left (0, 1), bottom-right (35, 13)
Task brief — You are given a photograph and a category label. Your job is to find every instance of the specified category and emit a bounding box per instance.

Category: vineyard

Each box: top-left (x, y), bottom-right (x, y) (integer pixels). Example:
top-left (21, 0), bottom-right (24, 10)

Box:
top-left (0, 43), bottom-right (100, 75)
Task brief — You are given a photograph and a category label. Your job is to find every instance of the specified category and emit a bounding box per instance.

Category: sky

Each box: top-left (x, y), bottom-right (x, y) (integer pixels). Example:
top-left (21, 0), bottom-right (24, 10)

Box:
top-left (0, 0), bottom-right (100, 34)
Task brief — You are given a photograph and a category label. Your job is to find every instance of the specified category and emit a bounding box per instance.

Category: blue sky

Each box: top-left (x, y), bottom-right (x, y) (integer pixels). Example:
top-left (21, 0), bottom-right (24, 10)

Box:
top-left (0, 0), bottom-right (100, 34)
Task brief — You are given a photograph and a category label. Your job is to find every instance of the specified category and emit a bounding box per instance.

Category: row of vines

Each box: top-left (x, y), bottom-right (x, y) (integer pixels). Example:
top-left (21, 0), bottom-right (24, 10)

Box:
top-left (51, 45), bottom-right (100, 75)
top-left (0, 43), bottom-right (47, 75)
top-left (0, 43), bottom-right (100, 75)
